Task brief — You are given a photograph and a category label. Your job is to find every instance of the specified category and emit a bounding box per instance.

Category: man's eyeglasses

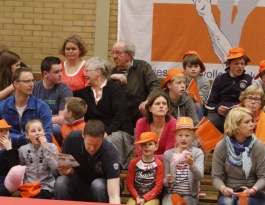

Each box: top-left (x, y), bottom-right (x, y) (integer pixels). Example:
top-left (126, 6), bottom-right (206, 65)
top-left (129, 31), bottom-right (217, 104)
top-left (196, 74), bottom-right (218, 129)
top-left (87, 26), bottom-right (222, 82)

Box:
top-left (245, 96), bottom-right (261, 102)
top-left (16, 79), bottom-right (35, 84)
top-left (111, 51), bottom-right (126, 56)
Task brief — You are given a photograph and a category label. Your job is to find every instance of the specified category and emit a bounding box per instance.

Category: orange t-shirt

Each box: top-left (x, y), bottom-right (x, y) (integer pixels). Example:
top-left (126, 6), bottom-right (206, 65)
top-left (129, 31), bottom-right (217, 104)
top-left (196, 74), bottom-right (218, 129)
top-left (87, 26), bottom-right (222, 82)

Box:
top-left (61, 60), bottom-right (88, 91)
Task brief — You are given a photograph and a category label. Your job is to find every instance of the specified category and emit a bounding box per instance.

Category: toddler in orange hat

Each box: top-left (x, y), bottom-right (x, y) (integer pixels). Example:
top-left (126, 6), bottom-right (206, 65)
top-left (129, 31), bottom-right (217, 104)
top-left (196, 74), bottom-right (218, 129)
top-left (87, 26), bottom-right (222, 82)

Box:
top-left (162, 117), bottom-right (204, 205)
top-left (126, 132), bottom-right (164, 205)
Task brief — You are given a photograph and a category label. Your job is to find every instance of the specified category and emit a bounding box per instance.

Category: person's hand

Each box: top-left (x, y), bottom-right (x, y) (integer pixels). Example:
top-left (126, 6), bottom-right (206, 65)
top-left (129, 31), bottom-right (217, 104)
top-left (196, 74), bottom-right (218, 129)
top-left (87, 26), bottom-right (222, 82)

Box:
top-left (217, 105), bottom-right (230, 116)
top-left (39, 135), bottom-right (47, 149)
top-left (111, 74), bottom-right (127, 85)
top-left (241, 186), bottom-right (257, 196)
top-left (0, 135), bottom-right (12, 150)
top-left (186, 91), bottom-right (195, 100)
top-left (58, 165), bottom-right (74, 176)
top-left (230, 104), bottom-right (239, 109)
top-left (222, 187), bottom-right (234, 197)
top-left (136, 197), bottom-right (145, 205)
top-left (185, 153), bottom-right (194, 168)
top-left (166, 173), bottom-right (173, 184)
top-left (139, 100), bottom-right (148, 116)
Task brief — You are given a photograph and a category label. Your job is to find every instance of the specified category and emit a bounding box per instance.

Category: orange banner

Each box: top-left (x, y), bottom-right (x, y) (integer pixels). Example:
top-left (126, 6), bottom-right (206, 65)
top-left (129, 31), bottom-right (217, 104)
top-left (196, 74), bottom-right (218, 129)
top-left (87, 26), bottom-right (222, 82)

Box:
top-left (196, 117), bottom-right (223, 152)
top-left (186, 79), bottom-right (203, 105)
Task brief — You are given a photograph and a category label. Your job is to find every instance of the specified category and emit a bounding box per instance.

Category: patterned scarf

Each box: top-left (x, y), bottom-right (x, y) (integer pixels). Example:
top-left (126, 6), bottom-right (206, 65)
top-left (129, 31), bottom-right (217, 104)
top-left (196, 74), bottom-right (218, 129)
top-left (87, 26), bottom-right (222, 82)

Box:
top-left (225, 135), bottom-right (256, 179)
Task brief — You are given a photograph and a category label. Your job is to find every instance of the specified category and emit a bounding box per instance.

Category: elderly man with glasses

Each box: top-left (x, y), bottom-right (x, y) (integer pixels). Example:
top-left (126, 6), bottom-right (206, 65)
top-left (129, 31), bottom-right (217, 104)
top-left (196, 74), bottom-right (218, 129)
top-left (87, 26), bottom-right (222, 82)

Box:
top-left (0, 67), bottom-right (52, 148)
top-left (111, 40), bottom-right (161, 127)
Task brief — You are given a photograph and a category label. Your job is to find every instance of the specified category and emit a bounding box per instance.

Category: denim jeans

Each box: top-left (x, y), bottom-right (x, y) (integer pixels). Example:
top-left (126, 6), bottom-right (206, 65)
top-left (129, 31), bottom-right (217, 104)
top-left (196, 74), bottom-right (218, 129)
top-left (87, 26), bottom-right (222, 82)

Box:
top-left (217, 192), bottom-right (265, 205)
top-left (54, 175), bottom-right (123, 202)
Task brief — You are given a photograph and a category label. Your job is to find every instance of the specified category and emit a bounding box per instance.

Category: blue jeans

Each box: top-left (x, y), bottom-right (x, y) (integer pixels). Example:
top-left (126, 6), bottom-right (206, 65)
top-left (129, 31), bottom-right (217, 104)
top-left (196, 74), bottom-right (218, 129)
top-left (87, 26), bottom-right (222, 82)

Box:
top-left (54, 175), bottom-right (124, 202)
top-left (195, 103), bottom-right (204, 121)
top-left (217, 192), bottom-right (265, 205)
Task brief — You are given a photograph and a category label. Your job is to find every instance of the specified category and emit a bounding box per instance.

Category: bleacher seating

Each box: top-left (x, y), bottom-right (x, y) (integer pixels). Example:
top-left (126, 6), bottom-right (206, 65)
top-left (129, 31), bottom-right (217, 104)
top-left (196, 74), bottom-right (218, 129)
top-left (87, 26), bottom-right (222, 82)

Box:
top-left (31, 72), bottom-right (217, 204)
top-left (121, 150), bottom-right (218, 205)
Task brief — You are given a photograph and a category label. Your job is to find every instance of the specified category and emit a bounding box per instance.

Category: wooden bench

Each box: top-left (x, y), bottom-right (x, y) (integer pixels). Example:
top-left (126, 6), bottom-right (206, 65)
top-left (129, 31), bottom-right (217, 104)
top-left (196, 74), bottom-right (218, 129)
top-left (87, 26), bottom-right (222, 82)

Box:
top-left (121, 151), bottom-right (217, 205)
top-left (33, 72), bottom-right (43, 81)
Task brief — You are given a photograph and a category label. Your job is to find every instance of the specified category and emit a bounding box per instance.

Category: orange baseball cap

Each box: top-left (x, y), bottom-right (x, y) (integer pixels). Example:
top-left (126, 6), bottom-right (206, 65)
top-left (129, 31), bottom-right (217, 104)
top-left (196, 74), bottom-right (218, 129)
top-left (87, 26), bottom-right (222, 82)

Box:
top-left (134, 132), bottom-right (158, 144)
top-left (226, 47), bottom-right (246, 60)
top-left (0, 119), bottom-right (11, 129)
top-left (183, 51), bottom-right (205, 73)
top-left (175, 117), bottom-right (197, 131)
top-left (161, 68), bottom-right (185, 89)
top-left (254, 60), bottom-right (265, 80)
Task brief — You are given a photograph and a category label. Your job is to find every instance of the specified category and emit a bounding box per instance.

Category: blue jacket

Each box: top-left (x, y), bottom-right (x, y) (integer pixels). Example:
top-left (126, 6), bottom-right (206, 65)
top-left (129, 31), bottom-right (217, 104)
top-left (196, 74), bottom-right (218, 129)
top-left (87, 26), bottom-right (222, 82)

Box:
top-left (0, 95), bottom-right (52, 148)
top-left (206, 71), bottom-right (252, 112)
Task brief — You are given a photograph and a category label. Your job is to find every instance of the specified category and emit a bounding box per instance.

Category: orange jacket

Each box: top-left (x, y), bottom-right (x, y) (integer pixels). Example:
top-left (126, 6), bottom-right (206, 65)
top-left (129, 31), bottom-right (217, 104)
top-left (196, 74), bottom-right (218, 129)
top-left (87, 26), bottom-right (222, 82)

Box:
top-left (61, 119), bottom-right (86, 143)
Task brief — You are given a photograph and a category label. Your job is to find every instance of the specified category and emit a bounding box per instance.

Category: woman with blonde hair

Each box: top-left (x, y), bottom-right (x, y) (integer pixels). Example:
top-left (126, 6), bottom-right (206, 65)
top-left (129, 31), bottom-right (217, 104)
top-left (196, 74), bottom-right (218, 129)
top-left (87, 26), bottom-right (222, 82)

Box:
top-left (212, 107), bottom-right (265, 205)
top-left (239, 84), bottom-right (265, 142)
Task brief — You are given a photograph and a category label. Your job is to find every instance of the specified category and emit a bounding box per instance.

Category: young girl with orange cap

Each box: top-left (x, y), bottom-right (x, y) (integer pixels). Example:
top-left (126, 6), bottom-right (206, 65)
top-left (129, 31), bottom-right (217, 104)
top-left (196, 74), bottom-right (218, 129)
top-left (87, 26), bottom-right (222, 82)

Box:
top-left (0, 119), bottom-right (19, 196)
top-left (162, 117), bottom-right (204, 205)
